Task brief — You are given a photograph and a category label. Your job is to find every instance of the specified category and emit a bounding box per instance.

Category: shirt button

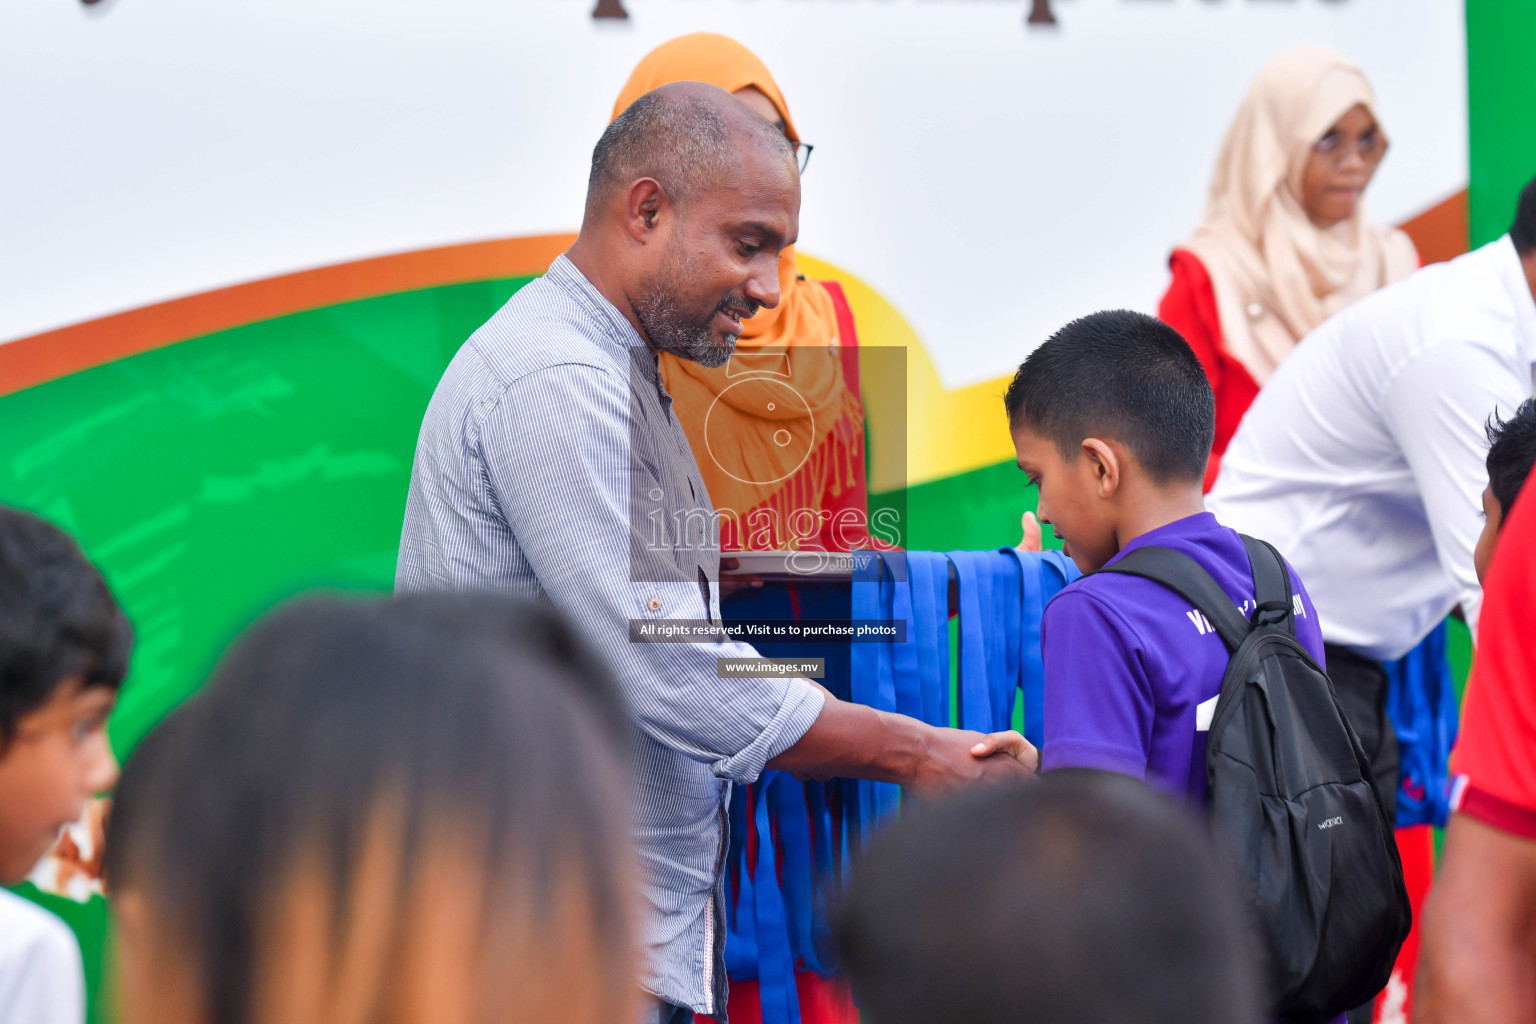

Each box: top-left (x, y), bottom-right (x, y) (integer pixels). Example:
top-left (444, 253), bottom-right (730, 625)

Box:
top-left (646, 596), bottom-right (662, 612)
top-left (1245, 302), bottom-right (1264, 321)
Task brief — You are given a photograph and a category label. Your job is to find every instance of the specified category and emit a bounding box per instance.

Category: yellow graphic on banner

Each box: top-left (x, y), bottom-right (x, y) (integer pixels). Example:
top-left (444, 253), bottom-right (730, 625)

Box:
top-left (799, 253), bottom-right (1027, 491)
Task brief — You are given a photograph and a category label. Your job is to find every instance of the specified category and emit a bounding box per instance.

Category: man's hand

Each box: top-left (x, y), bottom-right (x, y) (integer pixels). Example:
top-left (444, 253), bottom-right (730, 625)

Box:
top-left (769, 692), bottom-right (1037, 793)
top-left (900, 725), bottom-right (1035, 796)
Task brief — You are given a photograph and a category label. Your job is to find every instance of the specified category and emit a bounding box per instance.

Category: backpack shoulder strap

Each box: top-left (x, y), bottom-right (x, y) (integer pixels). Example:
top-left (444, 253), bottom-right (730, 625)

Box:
top-left (1097, 546), bottom-right (1251, 652)
top-left (1240, 535), bottom-right (1296, 636)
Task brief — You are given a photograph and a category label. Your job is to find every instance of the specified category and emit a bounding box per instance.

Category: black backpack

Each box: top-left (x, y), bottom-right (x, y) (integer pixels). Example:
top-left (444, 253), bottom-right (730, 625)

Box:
top-left (1102, 535), bottom-right (1411, 1023)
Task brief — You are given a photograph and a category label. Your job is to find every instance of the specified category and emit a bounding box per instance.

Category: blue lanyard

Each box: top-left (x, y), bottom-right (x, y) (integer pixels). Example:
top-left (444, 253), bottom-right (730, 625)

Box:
top-left (725, 776), bottom-right (757, 976)
top-left (1383, 621), bottom-right (1459, 828)
top-left (850, 554), bottom-right (900, 827)
top-left (907, 551), bottom-right (951, 727)
top-left (948, 550), bottom-right (1001, 732)
top-left (727, 548), bottom-right (1082, 1024)
top-left (771, 774), bottom-right (833, 977)
top-left (849, 560), bottom-right (882, 836)
top-left (992, 551), bottom-right (1023, 730)
top-left (1009, 547), bottom-right (1044, 746)
top-left (751, 772), bottom-right (802, 1024)
top-left (887, 552), bottom-right (926, 724)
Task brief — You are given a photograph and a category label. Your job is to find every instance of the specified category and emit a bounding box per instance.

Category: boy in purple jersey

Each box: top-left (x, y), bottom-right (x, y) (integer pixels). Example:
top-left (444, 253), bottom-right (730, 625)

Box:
top-left (1004, 310), bottom-right (1327, 806)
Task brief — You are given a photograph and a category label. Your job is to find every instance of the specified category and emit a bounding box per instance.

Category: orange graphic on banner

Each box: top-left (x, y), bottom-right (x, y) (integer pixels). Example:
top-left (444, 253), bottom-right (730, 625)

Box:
top-left (0, 190), bottom-right (1466, 409)
top-left (0, 234), bottom-right (575, 399)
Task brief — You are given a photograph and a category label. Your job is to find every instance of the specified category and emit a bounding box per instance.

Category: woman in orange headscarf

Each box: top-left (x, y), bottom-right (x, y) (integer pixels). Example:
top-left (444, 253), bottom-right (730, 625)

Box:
top-left (1159, 47), bottom-right (1418, 491)
top-left (612, 33), bottom-right (868, 556)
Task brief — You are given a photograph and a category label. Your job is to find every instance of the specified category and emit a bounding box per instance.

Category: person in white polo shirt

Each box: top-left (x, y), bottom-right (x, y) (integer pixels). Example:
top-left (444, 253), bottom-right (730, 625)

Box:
top-left (0, 891), bottom-right (84, 1024)
top-left (1207, 174), bottom-right (1536, 817)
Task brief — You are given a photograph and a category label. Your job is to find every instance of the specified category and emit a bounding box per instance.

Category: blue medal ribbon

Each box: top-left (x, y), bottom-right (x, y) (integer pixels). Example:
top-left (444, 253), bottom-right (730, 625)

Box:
top-left (752, 772), bottom-right (802, 1024)
top-left (725, 548), bottom-right (1081, 1024)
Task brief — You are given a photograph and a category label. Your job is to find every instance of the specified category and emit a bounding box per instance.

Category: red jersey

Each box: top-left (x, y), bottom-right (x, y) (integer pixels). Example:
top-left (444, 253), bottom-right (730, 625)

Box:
top-left (1156, 250), bottom-right (1261, 492)
top-left (1451, 478), bottom-right (1536, 837)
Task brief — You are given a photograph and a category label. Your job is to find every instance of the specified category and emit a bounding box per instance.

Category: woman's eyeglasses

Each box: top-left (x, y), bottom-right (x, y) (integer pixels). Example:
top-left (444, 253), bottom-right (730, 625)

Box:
top-left (1313, 130), bottom-right (1388, 167)
top-left (790, 141), bottom-right (814, 175)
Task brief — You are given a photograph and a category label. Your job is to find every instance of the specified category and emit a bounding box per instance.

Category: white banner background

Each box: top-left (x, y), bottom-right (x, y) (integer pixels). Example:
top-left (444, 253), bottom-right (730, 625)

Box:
top-left (1, 0), bottom-right (1466, 387)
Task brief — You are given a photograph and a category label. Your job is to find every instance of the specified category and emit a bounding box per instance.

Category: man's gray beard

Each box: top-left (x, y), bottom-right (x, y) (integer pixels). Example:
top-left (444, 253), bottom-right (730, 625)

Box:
top-left (634, 286), bottom-right (736, 368)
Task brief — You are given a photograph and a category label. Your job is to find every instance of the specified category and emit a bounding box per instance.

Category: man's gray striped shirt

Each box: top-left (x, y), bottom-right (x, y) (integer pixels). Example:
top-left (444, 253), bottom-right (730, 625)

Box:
top-left (396, 254), bottom-right (824, 1016)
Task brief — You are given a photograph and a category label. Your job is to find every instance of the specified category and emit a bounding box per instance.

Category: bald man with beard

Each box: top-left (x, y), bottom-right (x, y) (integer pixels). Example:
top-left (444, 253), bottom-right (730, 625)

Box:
top-left (396, 83), bottom-right (1035, 1024)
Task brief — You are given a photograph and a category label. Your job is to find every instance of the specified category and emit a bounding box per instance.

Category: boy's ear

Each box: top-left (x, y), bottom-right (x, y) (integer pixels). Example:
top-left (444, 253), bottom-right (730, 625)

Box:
top-left (1081, 438), bottom-right (1121, 498)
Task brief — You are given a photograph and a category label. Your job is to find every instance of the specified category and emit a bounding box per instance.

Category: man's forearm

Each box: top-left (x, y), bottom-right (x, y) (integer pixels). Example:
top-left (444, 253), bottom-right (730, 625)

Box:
top-left (766, 690), bottom-right (1033, 792)
top-left (767, 694), bottom-right (932, 785)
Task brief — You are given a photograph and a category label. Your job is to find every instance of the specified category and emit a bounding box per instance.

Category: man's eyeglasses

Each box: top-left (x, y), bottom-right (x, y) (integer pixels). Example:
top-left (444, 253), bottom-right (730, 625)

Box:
top-left (1312, 130), bottom-right (1388, 167)
top-left (790, 141), bottom-right (814, 175)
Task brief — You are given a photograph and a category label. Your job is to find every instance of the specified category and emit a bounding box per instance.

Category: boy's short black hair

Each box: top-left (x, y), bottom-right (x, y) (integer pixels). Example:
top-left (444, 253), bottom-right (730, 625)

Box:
top-left (1513, 173), bottom-right (1536, 256)
top-left (836, 772), bottom-right (1262, 1024)
top-left (0, 507), bottom-right (131, 742)
top-left (1486, 398), bottom-right (1536, 517)
top-left (1004, 309), bottom-right (1216, 484)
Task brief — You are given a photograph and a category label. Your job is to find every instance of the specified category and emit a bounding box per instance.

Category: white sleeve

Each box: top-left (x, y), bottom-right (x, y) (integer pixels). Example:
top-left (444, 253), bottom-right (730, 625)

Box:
top-left (1381, 339), bottom-right (1529, 640)
top-left (0, 895), bottom-right (85, 1024)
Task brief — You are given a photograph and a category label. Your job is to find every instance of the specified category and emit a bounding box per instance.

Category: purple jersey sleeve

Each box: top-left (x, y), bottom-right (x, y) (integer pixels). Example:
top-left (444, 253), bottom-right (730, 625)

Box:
top-left (1288, 568), bottom-right (1327, 666)
top-left (1041, 589), bottom-right (1157, 779)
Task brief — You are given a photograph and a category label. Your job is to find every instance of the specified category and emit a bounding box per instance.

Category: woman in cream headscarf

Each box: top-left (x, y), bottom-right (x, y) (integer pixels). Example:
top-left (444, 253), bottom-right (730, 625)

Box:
top-left (612, 33), bottom-right (868, 555)
top-left (1159, 47), bottom-right (1418, 489)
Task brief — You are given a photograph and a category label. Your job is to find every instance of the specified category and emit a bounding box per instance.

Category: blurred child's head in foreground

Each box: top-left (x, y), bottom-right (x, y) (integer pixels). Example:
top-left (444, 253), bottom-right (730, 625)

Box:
top-left (105, 592), bottom-right (639, 1024)
top-left (837, 770), bottom-right (1261, 1024)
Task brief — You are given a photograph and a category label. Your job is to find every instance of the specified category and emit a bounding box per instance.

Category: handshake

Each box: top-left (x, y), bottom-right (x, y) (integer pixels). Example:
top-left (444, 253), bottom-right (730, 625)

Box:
top-left (768, 678), bottom-right (1040, 795)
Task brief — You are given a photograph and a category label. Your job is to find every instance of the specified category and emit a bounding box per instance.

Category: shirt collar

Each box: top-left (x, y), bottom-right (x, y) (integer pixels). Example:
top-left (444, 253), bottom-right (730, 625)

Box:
top-left (1105, 511), bottom-right (1220, 568)
top-left (545, 253), bottom-right (663, 383)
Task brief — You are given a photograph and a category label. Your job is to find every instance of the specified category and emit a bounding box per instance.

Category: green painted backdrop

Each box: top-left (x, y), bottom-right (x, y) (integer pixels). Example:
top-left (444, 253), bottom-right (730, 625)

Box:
top-left (1467, 0), bottom-right (1536, 248)
top-left (2, 278), bottom-right (532, 1023)
top-left (2, 278), bottom-right (533, 761)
